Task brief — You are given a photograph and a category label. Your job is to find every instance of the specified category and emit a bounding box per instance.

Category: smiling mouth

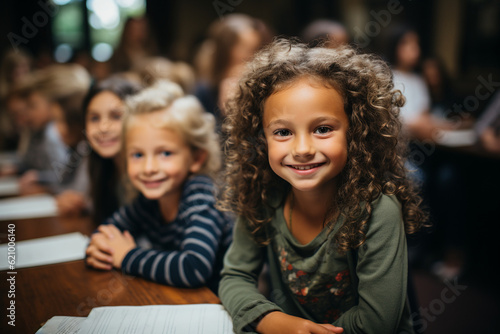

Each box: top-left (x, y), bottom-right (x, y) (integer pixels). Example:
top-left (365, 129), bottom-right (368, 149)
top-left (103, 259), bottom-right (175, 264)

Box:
top-left (141, 178), bottom-right (167, 187)
top-left (287, 163), bottom-right (325, 170)
top-left (96, 137), bottom-right (119, 146)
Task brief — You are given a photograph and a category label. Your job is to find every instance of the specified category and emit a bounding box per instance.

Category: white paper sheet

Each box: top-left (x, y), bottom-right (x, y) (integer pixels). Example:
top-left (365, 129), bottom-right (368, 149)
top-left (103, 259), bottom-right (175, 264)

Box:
top-left (79, 304), bottom-right (234, 334)
top-left (0, 151), bottom-right (19, 166)
top-left (435, 129), bottom-right (477, 147)
top-left (0, 232), bottom-right (89, 270)
top-left (0, 176), bottom-right (20, 197)
top-left (0, 194), bottom-right (58, 221)
top-left (36, 316), bottom-right (86, 334)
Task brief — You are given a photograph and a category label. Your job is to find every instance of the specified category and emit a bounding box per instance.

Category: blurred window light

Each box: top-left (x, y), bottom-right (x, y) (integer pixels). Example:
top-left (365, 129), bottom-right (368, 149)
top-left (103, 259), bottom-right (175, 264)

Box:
top-left (51, 0), bottom-right (146, 62)
top-left (116, 0), bottom-right (144, 10)
top-left (88, 0), bottom-right (146, 49)
top-left (54, 43), bottom-right (73, 63)
top-left (92, 43), bottom-right (114, 62)
top-left (53, 0), bottom-right (72, 5)
top-left (89, 0), bottom-right (120, 30)
top-left (89, 13), bottom-right (102, 30)
top-left (51, 1), bottom-right (84, 50)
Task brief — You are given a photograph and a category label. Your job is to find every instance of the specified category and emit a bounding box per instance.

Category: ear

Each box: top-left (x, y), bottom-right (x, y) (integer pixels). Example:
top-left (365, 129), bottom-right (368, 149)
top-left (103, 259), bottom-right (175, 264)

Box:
top-left (189, 149), bottom-right (208, 174)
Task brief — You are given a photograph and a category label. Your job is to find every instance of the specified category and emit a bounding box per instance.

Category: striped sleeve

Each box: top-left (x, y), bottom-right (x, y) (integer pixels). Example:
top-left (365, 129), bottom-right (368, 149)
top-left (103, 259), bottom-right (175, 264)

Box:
top-left (121, 176), bottom-right (228, 288)
top-left (100, 196), bottom-right (148, 236)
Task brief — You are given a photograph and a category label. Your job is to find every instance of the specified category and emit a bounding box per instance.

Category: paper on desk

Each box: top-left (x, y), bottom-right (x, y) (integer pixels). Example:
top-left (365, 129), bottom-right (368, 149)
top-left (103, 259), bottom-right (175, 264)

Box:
top-left (79, 304), bottom-right (234, 334)
top-left (0, 151), bottom-right (19, 166)
top-left (0, 232), bottom-right (89, 270)
top-left (36, 316), bottom-right (86, 334)
top-left (435, 129), bottom-right (477, 147)
top-left (0, 193), bottom-right (58, 221)
top-left (0, 176), bottom-right (19, 197)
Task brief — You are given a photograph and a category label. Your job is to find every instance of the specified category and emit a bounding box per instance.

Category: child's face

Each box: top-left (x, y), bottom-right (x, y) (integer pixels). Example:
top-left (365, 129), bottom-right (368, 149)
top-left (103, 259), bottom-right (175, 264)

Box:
top-left (230, 28), bottom-right (261, 68)
top-left (26, 92), bottom-right (52, 131)
top-left (263, 77), bottom-right (349, 195)
top-left (125, 111), bottom-right (204, 200)
top-left (396, 31), bottom-right (420, 70)
top-left (86, 91), bottom-right (124, 158)
top-left (6, 96), bottom-right (29, 129)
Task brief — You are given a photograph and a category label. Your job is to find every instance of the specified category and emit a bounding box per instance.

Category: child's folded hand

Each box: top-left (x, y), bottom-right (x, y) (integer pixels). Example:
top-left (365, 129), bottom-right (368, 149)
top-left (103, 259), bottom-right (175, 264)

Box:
top-left (98, 225), bottom-right (136, 270)
top-left (256, 311), bottom-right (344, 334)
top-left (85, 232), bottom-right (114, 271)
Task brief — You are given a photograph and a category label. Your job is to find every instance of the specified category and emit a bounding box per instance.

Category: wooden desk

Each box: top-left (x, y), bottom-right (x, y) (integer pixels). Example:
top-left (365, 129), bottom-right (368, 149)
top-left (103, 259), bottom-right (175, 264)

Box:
top-left (0, 216), bottom-right (220, 333)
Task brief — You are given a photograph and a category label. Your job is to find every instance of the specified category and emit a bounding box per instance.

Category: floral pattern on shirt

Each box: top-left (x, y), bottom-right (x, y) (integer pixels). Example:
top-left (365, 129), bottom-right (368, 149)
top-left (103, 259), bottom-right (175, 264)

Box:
top-left (277, 246), bottom-right (354, 323)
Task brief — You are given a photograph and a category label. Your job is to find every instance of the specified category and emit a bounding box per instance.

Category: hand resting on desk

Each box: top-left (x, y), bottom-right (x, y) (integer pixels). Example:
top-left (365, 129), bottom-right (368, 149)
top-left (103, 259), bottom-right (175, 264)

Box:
top-left (256, 311), bottom-right (344, 334)
top-left (18, 170), bottom-right (46, 195)
top-left (86, 224), bottom-right (136, 270)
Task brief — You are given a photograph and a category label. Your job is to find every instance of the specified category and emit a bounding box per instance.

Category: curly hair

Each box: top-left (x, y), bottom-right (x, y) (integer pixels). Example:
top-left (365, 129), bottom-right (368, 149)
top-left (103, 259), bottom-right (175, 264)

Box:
top-left (219, 38), bottom-right (427, 254)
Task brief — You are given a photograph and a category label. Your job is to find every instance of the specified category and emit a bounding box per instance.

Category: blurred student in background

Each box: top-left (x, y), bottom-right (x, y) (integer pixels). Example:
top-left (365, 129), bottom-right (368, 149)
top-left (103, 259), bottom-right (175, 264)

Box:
top-left (2, 87), bottom-right (31, 166)
top-left (0, 48), bottom-right (32, 99)
top-left (387, 25), bottom-right (473, 279)
top-left (386, 24), bottom-right (434, 141)
top-left (85, 81), bottom-right (233, 294)
top-left (108, 16), bottom-right (159, 74)
top-left (300, 19), bottom-right (350, 48)
top-left (51, 90), bottom-right (91, 216)
top-left (133, 56), bottom-right (196, 94)
top-left (83, 76), bottom-right (142, 226)
top-left (10, 64), bottom-right (92, 216)
top-left (387, 25), bottom-right (468, 141)
top-left (193, 14), bottom-right (273, 130)
top-left (0, 49), bottom-right (32, 151)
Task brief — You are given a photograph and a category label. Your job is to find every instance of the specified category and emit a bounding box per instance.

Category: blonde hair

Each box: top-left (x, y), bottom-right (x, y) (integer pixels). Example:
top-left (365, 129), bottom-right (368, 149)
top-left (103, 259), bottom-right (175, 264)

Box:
top-left (134, 57), bottom-right (196, 93)
top-left (29, 63), bottom-right (91, 102)
top-left (124, 80), bottom-right (221, 177)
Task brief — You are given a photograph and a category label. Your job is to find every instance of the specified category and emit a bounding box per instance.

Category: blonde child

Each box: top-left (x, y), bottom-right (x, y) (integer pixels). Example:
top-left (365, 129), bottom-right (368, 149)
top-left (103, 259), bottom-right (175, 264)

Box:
top-left (218, 39), bottom-right (427, 333)
top-left (85, 81), bottom-right (233, 293)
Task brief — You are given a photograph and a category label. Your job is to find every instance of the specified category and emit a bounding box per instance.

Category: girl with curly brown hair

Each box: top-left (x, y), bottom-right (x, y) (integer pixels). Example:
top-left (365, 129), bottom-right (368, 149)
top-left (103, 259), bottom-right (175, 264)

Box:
top-left (218, 39), bottom-right (427, 334)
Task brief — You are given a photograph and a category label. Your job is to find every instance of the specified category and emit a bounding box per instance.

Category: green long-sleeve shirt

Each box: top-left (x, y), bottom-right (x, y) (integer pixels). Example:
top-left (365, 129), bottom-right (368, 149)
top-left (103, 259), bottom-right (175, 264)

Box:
top-left (219, 194), bottom-right (414, 334)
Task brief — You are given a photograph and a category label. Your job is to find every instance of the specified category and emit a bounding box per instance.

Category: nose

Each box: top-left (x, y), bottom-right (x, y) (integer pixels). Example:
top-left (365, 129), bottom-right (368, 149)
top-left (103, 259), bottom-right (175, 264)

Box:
top-left (292, 133), bottom-right (315, 159)
top-left (99, 117), bottom-right (111, 133)
top-left (143, 155), bottom-right (158, 175)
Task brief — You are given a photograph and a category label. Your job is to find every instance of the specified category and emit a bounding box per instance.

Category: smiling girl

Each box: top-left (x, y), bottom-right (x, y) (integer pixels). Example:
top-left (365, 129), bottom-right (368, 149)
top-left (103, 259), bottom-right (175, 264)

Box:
top-left (83, 76), bottom-right (142, 225)
top-left (85, 81), bottom-right (233, 293)
top-left (218, 39), bottom-right (427, 333)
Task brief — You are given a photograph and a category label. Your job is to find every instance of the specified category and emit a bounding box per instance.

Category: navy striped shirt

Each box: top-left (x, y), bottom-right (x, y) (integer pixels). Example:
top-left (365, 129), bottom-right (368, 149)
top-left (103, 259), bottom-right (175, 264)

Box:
top-left (102, 174), bottom-right (233, 292)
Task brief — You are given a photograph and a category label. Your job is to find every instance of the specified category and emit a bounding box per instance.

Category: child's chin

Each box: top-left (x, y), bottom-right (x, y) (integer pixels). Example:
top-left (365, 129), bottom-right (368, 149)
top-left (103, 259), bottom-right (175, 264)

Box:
top-left (142, 191), bottom-right (164, 200)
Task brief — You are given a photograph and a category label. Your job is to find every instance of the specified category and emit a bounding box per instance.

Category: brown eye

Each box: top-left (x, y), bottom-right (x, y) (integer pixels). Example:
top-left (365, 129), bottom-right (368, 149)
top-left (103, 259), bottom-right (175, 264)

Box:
top-left (274, 129), bottom-right (292, 137)
top-left (315, 126), bottom-right (332, 135)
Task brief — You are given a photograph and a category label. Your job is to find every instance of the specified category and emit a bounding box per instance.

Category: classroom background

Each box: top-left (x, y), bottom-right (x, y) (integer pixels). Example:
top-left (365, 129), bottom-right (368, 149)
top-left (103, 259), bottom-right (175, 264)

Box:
top-left (1, 0), bottom-right (499, 333)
